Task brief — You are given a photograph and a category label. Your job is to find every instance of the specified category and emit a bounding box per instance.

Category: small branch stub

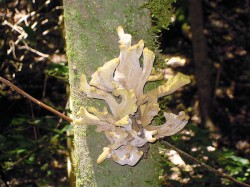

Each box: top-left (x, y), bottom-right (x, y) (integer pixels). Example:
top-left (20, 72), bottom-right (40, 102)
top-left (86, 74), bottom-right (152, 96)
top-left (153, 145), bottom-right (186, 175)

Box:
top-left (75, 26), bottom-right (191, 166)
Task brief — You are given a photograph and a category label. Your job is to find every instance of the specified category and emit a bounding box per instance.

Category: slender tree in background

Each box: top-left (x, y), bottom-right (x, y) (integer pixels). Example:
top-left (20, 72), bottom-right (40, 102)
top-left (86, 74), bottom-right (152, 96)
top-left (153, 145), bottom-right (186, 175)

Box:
top-left (189, 0), bottom-right (215, 130)
top-left (63, 0), bottom-right (164, 186)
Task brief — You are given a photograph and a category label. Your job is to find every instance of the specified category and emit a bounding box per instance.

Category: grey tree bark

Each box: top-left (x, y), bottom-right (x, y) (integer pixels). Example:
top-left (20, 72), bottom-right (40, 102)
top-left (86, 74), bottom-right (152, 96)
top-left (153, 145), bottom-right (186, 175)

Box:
top-left (63, 0), bottom-right (161, 186)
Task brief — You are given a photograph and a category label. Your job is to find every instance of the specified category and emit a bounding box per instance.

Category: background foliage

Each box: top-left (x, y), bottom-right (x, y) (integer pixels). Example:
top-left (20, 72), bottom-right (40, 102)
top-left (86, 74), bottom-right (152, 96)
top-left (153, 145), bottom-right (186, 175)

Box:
top-left (154, 0), bottom-right (250, 186)
top-left (0, 0), bottom-right (69, 186)
top-left (0, 0), bottom-right (249, 186)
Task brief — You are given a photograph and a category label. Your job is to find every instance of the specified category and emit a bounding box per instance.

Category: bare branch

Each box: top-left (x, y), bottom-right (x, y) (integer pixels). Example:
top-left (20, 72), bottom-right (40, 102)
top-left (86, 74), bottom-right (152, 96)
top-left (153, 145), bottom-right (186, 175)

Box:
top-left (0, 76), bottom-right (73, 123)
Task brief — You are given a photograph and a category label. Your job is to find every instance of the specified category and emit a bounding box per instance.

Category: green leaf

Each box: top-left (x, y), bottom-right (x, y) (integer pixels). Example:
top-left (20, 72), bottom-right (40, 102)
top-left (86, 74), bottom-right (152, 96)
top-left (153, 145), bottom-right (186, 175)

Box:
top-left (228, 155), bottom-right (249, 166)
top-left (50, 134), bottom-right (59, 145)
top-left (11, 117), bottom-right (27, 126)
top-left (45, 63), bottom-right (69, 81)
top-left (59, 124), bottom-right (73, 133)
top-left (25, 153), bottom-right (35, 164)
top-left (41, 163), bottom-right (49, 171)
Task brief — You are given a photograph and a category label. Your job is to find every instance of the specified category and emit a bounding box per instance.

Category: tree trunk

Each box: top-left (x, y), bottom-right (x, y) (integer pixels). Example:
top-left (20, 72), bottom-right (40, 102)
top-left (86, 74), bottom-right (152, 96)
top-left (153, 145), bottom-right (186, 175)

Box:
top-left (189, 0), bottom-right (215, 131)
top-left (63, 0), bottom-right (160, 186)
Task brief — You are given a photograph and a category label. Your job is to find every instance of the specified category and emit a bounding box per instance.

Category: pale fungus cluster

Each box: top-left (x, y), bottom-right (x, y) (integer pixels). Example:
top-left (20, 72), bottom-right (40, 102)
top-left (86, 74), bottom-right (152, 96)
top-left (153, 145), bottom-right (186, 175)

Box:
top-left (75, 27), bottom-right (190, 166)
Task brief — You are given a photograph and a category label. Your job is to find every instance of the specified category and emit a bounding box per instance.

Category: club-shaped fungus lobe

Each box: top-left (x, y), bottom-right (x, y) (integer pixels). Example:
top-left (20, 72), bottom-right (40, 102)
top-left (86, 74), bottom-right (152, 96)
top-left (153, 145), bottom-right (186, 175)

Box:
top-left (75, 27), bottom-right (191, 166)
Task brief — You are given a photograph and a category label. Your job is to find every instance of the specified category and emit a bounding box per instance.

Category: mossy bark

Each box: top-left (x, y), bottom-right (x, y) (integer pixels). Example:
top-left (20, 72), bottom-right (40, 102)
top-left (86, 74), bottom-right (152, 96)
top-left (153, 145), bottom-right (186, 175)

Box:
top-left (64, 0), bottom-right (160, 186)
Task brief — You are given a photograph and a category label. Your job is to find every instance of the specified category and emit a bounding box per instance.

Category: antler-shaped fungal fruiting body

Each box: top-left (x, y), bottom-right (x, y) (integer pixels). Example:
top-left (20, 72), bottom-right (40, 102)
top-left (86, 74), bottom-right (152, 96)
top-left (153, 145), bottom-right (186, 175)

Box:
top-left (75, 26), bottom-right (191, 166)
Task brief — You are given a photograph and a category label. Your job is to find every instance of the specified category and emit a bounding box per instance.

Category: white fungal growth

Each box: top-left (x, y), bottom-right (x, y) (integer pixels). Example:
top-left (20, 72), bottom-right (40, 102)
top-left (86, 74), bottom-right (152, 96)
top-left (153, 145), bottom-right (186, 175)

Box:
top-left (75, 26), bottom-right (191, 166)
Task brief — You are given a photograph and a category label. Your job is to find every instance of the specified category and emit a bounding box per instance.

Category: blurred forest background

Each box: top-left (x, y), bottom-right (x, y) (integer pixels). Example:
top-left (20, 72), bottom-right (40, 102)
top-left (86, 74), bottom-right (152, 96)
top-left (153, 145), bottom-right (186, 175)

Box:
top-left (0, 0), bottom-right (249, 186)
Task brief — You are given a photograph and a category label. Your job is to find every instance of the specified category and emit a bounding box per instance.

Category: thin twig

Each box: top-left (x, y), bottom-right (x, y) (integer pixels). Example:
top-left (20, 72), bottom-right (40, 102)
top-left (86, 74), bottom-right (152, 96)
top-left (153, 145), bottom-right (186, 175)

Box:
top-left (2, 0), bottom-right (52, 58)
top-left (18, 40), bottom-right (49, 58)
top-left (28, 99), bottom-right (38, 140)
top-left (161, 141), bottom-right (250, 187)
top-left (0, 76), bottom-right (73, 123)
top-left (213, 57), bottom-right (224, 103)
